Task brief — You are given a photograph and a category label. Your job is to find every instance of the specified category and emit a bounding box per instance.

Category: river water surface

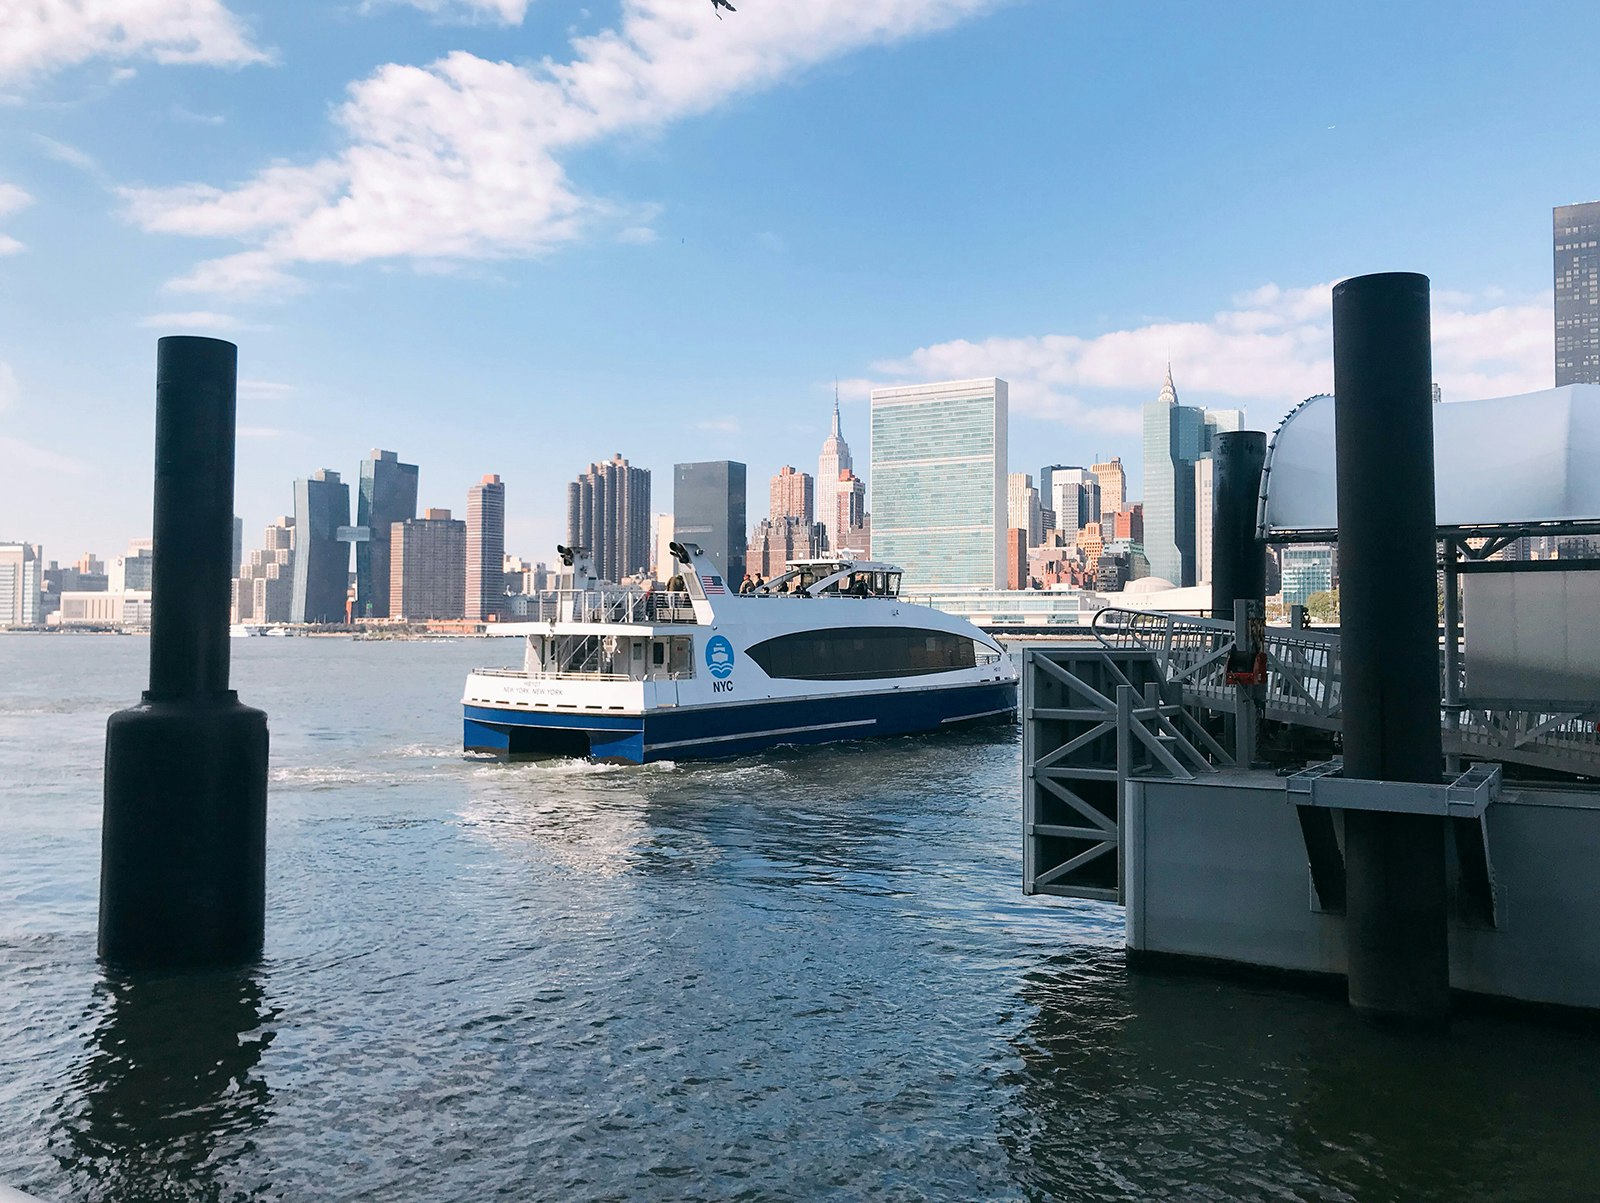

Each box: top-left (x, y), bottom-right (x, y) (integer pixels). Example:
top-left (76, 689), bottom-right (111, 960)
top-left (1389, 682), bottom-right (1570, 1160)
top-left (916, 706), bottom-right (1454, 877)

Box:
top-left (3, 635), bottom-right (1599, 1201)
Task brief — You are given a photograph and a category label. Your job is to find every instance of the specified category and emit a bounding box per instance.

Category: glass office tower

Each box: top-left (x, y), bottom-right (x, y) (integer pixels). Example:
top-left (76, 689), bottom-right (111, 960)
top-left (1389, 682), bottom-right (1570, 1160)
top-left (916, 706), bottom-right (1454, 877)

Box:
top-left (1555, 201), bottom-right (1600, 386)
top-left (869, 378), bottom-right (1007, 591)
top-left (291, 469), bottom-right (351, 624)
top-left (673, 461), bottom-right (747, 583)
top-left (353, 449), bottom-right (419, 619)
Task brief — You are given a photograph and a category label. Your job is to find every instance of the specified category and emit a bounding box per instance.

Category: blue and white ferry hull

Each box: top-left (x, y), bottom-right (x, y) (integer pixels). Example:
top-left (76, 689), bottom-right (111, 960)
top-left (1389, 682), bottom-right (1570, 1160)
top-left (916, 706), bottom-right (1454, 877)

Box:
top-left (464, 677), bottom-right (1017, 764)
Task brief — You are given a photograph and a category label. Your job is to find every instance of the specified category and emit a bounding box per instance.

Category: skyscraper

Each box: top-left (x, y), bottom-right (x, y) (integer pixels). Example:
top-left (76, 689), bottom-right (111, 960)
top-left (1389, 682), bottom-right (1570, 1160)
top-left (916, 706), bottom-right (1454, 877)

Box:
top-left (233, 515), bottom-right (295, 624)
top-left (466, 473), bottom-right (506, 620)
top-left (817, 395), bottom-right (853, 551)
top-left (1007, 473), bottom-right (1043, 547)
top-left (869, 377), bottom-right (1007, 590)
top-left (349, 449), bottom-right (419, 619)
top-left (1091, 457), bottom-right (1126, 517)
top-left (834, 469), bottom-right (868, 552)
top-left (769, 465), bottom-right (814, 525)
top-left (291, 469), bottom-right (351, 624)
top-left (391, 509), bottom-right (467, 620)
top-left (1141, 366), bottom-right (1239, 587)
top-left (674, 461), bottom-right (747, 583)
top-left (1555, 201), bottom-right (1600, 386)
top-left (566, 454), bottom-right (652, 583)
top-left (1049, 467), bottom-right (1100, 534)
top-left (1194, 456), bottom-right (1215, 584)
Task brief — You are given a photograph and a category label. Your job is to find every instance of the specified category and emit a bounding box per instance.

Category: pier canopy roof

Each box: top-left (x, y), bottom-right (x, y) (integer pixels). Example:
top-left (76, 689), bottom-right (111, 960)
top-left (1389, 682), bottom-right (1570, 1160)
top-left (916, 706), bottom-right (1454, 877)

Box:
top-left (1260, 384), bottom-right (1600, 541)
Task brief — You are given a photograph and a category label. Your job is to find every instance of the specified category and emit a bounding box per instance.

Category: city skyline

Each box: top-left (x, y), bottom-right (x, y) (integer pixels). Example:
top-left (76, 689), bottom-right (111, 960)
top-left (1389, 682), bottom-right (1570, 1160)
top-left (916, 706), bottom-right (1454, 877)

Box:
top-left (0, 2), bottom-right (1583, 562)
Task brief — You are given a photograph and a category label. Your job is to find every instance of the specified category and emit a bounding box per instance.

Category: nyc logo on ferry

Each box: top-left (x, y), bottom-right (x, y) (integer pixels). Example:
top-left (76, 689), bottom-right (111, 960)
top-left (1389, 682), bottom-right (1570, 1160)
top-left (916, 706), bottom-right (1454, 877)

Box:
top-left (706, 635), bottom-right (735, 690)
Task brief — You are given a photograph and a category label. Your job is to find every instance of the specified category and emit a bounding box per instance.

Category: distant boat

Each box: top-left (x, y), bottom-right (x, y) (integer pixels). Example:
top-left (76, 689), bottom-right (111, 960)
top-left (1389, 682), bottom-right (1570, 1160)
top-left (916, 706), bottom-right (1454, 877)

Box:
top-left (229, 623), bottom-right (266, 638)
top-left (461, 542), bottom-right (1018, 764)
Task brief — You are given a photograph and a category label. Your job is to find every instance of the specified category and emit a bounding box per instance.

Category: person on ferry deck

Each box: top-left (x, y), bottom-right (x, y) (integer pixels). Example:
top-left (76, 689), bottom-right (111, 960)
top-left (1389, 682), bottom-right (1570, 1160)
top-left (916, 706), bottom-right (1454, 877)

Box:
top-left (739, 575), bottom-right (754, 594)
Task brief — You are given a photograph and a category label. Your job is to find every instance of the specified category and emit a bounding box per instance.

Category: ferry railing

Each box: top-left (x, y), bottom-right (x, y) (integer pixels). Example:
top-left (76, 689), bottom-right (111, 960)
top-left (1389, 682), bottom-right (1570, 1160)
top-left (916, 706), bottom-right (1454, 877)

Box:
top-left (511, 590), bottom-right (699, 624)
top-left (470, 667), bottom-right (695, 682)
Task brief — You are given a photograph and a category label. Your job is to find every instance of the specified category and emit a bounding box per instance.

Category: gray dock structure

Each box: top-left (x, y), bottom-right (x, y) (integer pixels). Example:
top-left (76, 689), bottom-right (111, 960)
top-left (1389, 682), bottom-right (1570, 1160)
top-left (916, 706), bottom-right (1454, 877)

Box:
top-left (1025, 280), bottom-right (1600, 1017)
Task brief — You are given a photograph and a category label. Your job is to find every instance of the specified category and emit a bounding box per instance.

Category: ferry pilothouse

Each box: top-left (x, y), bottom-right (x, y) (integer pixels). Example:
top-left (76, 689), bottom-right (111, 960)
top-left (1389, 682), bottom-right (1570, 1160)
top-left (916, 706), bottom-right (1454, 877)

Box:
top-left (462, 542), bottom-right (1018, 764)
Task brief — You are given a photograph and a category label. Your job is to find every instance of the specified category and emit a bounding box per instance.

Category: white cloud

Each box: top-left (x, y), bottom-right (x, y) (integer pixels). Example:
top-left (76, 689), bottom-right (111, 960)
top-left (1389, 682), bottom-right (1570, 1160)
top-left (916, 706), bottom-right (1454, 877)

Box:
top-left (617, 225), bottom-right (658, 245)
top-left (238, 379), bottom-right (294, 400)
top-left (373, 0), bottom-right (534, 22)
top-left (0, 235), bottom-right (22, 256)
top-left (0, 0), bottom-right (270, 85)
top-left (139, 310), bottom-right (243, 330)
top-left (856, 283), bottom-right (1553, 436)
top-left (0, 183), bottom-right (31, 217)
top-left (124, 0), bottom-right (1002, 296)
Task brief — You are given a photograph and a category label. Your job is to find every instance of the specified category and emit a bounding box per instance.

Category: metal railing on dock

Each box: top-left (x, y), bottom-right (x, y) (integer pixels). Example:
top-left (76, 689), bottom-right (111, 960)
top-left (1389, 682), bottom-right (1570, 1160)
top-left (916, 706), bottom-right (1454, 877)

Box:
top-left (1089, 606), bottom-right (1596, 777)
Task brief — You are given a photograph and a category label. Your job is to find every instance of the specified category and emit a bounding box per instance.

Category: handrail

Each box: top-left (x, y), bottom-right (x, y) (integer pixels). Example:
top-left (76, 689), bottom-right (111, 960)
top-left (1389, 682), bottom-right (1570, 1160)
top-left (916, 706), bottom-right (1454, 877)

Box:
top-left (1092, 606), bottom-right (1597, 774)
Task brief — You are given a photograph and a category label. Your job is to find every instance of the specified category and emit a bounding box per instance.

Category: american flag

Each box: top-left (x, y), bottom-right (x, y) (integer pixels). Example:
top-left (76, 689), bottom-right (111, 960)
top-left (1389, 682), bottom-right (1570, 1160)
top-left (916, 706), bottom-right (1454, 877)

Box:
top-left (701, 574), bottom-right (725, 595)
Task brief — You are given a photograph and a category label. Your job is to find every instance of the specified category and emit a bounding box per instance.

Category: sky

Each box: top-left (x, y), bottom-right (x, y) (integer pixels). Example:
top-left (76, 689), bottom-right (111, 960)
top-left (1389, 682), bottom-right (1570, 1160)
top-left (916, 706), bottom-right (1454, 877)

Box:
top-left (0, 0), bottom-right (1593, 564)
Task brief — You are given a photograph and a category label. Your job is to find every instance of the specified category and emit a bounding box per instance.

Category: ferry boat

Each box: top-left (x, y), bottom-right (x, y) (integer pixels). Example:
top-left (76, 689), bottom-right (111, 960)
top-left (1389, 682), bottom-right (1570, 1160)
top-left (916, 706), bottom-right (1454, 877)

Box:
top-left (462, 543), bottom-right (1018, 763)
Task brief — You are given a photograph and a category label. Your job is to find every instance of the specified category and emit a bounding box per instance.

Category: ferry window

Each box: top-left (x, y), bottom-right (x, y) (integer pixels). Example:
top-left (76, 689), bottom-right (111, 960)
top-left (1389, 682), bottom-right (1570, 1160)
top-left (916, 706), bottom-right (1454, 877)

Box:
top-left (746, 627), bottom-right (977, 680)
top-left (670, 636), bottom-right (695, 677)
top-left (652, 641), bottom-right (666, 666)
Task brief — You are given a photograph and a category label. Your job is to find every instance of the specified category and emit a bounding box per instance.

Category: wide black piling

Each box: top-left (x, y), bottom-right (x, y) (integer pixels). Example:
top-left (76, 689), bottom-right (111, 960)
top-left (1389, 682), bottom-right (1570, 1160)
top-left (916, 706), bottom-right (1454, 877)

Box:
top-left (1210, 430), bottom-right (1268, 620)
top-left (1330, 273), bottom-right (1449, 1023)
top-left (99, 337), bottom-right (268, 969)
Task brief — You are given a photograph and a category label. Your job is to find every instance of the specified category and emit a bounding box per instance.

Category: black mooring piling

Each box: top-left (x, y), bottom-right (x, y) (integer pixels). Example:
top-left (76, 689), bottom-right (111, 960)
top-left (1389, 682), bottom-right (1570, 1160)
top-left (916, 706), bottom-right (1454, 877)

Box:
top-left (1210, 430), bottom-right (1268, 620)
top-left (99, 337), bottom-right (268, 969)
top-left (1330, 273), bottom-right (1450, 1023)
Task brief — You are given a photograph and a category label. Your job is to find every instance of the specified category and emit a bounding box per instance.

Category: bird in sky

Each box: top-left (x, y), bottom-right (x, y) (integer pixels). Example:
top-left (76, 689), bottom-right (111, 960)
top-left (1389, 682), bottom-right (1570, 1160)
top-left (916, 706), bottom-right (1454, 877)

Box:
top-left (710, 0), bottom-right (737, 16)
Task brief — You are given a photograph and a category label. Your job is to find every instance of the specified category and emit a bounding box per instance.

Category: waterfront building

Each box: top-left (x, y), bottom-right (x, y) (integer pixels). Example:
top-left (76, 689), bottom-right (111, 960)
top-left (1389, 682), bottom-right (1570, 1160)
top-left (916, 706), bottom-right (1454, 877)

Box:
top-left (54, 590), bottom-right (152, 628)
top-left (109, 539), bottom-right (153, 593)
top-left (1078, 521), bottom-right (1106, 573)
top-left (1555, 201), bottom-right (1600, 386)
top-left (1008, 473), bottom-right (1043, 547)
top-left (0, 542), bottom-right (43, 627)
top-left (911, 585), bottom-right (1089, 630)
top-left (1049, 467), bottom-right (1100, 534)
top-left (1091, 457), bottom-right (1127, 517)
top-left (391, 509), bottom-right (467, 620)
top-left (834, 470), bottom-right (868, 553)
top-left (75, 553), bottom-right (104, 576)
top-left (869, 377), bottom-right (1008, 591)
top-left (345, 449), bottom-right (419, 619)
top-left (770, 465), bottom-right (814, 526)
top-left (1141, 366), bottom-right (1241, 587)
top-left (466, 474), bottom-right (506, 620)
top-left (234, 516), bottom-right (295, 624)
top-left (291, 470), bottom-right (351, 624)
top-left (674, 460), bottom-right (746, 583)
top-left (817, 396), bottom-right (853, 551)
top-left (1194, 456), bottom-right (1215, 584)
top-left (232, 515), bottom-right (243, 578)
top-left (566, 454), bottom-right (652, 584)
top-left (1278, 543), bottom-right (1335, 607)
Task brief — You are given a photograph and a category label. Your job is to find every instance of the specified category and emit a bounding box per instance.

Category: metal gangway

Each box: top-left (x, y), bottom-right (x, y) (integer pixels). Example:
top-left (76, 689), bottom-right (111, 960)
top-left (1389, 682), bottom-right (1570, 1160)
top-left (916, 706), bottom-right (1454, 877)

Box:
top-left (1089, 607), bottom-right (1600, 777)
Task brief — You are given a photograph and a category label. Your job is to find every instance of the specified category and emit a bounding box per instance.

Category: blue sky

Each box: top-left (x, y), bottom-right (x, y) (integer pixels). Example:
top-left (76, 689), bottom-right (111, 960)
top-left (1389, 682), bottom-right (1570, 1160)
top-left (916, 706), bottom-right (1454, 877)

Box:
top-left (0, 0), bottom-right (1591, 563)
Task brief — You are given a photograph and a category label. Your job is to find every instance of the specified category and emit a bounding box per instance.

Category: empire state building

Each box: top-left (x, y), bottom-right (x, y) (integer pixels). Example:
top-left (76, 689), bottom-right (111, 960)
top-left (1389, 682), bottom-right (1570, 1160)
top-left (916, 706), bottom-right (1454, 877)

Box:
top-left (817, 395), bottom-right (852, 551)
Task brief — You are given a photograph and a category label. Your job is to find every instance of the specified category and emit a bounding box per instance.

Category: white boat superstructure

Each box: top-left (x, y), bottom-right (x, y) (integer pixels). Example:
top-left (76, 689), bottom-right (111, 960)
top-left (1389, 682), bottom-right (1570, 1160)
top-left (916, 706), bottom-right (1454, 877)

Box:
top-left (462, 543), bottom-right (1018, 763)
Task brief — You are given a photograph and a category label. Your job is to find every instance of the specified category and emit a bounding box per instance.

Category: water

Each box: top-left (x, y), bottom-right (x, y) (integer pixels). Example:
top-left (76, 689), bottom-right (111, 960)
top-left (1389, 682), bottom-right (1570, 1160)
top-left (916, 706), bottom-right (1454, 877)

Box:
top-left (3, 636), bottom-right (1599, 1202)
